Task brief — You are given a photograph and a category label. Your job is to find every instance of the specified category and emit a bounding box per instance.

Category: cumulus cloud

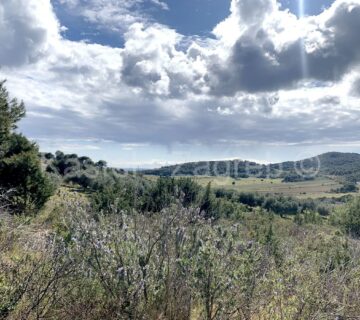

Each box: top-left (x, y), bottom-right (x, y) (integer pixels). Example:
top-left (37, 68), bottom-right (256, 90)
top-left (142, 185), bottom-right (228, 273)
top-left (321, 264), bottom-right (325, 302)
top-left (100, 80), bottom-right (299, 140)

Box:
top-left (114, 0), bottom-right (360, 97)
top-left (0, 0), bottom-right (60, 66)
top-left (208, 0), bottom-right (360, 94)
top-left (232, 0), bottom-right (277, 27)
top-left (1, 0), bottom-right (360, 157)
top-left (120, 23), bottom-right (210, 98)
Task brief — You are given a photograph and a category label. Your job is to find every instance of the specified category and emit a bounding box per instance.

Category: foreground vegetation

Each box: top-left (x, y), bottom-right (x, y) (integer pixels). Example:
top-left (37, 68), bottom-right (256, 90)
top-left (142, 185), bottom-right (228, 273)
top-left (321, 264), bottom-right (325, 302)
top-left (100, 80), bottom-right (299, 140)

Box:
top-left (2, 185), bottom-right (360, 319)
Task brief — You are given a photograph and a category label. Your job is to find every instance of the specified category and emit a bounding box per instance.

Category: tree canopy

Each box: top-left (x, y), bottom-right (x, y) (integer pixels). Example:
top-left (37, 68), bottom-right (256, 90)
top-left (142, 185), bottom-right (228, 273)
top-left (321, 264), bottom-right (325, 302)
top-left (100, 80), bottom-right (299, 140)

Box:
top-left (0, 81), bottom-right (54, 213)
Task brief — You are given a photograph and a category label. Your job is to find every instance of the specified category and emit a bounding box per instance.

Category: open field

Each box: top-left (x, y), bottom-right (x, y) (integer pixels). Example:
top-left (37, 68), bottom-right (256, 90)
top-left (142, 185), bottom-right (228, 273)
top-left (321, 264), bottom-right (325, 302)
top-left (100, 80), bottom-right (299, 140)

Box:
top-left (179, 176), bottom-right (358, 199)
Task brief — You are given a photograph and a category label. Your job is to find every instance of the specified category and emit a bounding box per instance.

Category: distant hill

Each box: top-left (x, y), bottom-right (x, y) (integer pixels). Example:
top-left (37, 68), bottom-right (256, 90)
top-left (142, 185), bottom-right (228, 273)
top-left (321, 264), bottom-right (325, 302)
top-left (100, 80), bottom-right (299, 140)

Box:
top-left (143, 159), bottom-right (272, 178)
top-left (143, 152), bottom-right (360, 182)
top-left (274, 152), bottom-right (360, 182)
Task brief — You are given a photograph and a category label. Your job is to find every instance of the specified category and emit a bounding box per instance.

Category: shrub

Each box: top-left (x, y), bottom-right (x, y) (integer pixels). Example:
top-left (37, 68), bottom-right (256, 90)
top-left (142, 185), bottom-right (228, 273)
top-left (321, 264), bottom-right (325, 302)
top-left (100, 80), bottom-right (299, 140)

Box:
top-left (341, 197), bottom-right (360, 237)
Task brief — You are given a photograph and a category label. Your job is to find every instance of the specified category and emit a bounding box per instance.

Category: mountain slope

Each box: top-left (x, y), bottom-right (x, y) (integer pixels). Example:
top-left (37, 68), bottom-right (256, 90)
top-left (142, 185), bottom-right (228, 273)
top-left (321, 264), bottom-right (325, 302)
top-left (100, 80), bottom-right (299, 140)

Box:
top-left (144, 152), bottom-right (360, 182)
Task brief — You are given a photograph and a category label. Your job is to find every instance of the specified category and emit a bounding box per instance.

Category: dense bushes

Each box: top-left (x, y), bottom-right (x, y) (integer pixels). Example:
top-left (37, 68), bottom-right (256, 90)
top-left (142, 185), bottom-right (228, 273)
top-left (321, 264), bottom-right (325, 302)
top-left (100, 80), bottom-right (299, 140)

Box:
top-left (214, 188), bottom-right (332, 217)
top-left (92, 175), bottom-right (149, 213)
top-left (333, 182), bottom-right (359, 193)
top-left (1, 199), bottom-right (360, 319)
top-left (92, 177), bottom-right (204, 215)
top-left (89, 174), bottom-right (338, 219)
top-left (91, 176), bottom-right (249, 220)
top-left (332, 197), bottom-right (360, 237)
top-left (282, 173), bottom-right (315, 183)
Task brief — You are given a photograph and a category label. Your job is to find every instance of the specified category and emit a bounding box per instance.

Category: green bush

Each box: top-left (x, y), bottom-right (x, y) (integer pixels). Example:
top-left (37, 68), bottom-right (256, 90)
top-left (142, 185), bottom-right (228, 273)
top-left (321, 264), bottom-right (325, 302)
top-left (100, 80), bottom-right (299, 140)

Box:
top-left (341, 197), bottom-right (360, 237)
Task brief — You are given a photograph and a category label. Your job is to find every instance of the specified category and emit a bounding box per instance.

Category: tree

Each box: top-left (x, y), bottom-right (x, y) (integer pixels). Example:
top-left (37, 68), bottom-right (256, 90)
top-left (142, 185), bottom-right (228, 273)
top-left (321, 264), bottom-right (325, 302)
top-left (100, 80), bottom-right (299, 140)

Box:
top-left (44, 152), bottom-right (54, 160)
top-left (199, 183), bottom-right (218, 220)
top-left (52, 151), bottom-right (80, 176)
top-left (0, 81), bottom-right (54, 213)
top-left (176, 177), bottom-right (200, 207)
top-left (342, 197), bottom-right (360, 237)
top-left (95, 160), bottom-right (107, 170)
top-left (0, 81), bottom-right (25, 156)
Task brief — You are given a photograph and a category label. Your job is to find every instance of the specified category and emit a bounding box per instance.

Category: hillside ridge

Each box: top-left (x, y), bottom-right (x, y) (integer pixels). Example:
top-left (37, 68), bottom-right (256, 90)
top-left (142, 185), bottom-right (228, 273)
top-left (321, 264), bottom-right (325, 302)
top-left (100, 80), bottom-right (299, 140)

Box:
top-left (144, 152), bottom-right (360, 182)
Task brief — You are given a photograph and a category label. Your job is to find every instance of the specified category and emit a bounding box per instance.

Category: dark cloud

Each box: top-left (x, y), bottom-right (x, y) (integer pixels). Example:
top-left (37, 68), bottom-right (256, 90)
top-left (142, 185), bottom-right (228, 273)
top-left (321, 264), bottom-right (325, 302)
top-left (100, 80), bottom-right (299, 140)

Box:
top-left (309, 2), bottom-right (360, 80)
top-left (20, 93), bottom-right (360, 148)
top-left (317, 96), bottom-right (341, 106)
top-left (208, 0), bottom-right (360, 95)
top-left (121, 53), bottom-right (163, 90)
top-left (350, 78), bottom-right (360, 97)
top-left (208, 34), bottom-right (303, 94)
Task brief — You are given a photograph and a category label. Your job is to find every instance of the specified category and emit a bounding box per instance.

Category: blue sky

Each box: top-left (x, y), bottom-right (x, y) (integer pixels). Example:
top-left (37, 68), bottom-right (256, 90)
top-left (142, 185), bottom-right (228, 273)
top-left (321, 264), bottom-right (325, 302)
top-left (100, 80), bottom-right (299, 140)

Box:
top-left (1, 0), bottom-right (360, 168)
top-left (55, 0), bottom-right (336, 45)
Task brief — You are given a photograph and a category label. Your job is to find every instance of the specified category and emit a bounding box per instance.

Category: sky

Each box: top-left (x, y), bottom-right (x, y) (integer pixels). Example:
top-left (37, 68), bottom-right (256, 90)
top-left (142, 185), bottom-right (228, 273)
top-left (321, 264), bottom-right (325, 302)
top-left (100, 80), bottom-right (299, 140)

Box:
top-left (1, 0), bottom-right (360, 168)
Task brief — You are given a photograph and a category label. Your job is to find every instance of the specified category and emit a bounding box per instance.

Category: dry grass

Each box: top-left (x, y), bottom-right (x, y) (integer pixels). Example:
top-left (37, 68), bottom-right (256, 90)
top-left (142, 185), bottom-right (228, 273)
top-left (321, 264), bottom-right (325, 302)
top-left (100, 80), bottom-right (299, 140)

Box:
top-left (185, 176), bottom-right (357, 199)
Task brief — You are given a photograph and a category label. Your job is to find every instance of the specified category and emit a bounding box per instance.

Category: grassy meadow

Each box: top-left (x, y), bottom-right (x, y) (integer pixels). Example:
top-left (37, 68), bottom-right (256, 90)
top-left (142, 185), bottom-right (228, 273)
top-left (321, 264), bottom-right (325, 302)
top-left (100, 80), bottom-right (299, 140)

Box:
top-left (146, 175), bottom-right (357, 199)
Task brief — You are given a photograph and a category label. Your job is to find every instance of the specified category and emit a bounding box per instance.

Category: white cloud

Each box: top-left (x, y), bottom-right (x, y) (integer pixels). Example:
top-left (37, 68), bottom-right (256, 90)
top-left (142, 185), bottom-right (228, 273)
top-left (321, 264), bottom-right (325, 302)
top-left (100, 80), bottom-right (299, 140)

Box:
top-left (56, 0), bottom-right (168, 32)
top-left (1, 0), bottom-right (360, 158)
top-left (120, 23), bottom-right (210, 98)
top-left (0, 0), bottom-right (60, 66)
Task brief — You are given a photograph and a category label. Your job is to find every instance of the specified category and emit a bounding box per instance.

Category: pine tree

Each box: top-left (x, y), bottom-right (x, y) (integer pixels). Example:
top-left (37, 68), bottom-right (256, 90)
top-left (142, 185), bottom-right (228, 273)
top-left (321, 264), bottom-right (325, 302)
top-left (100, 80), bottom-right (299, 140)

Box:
top-left (0, 81), bottom-right (25, 156)
top-left (0, 81), bottom-right (54, 213)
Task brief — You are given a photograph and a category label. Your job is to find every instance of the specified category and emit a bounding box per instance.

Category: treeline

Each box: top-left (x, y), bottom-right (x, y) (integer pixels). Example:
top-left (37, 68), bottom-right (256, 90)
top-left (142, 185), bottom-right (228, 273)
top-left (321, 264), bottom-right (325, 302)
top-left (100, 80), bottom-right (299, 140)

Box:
top-left (43, 150), bottom-right (125, 189)
top-left (144, 160), bottom-right (280, 178)
top-left (214, 188), bottom-right (341, 217)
